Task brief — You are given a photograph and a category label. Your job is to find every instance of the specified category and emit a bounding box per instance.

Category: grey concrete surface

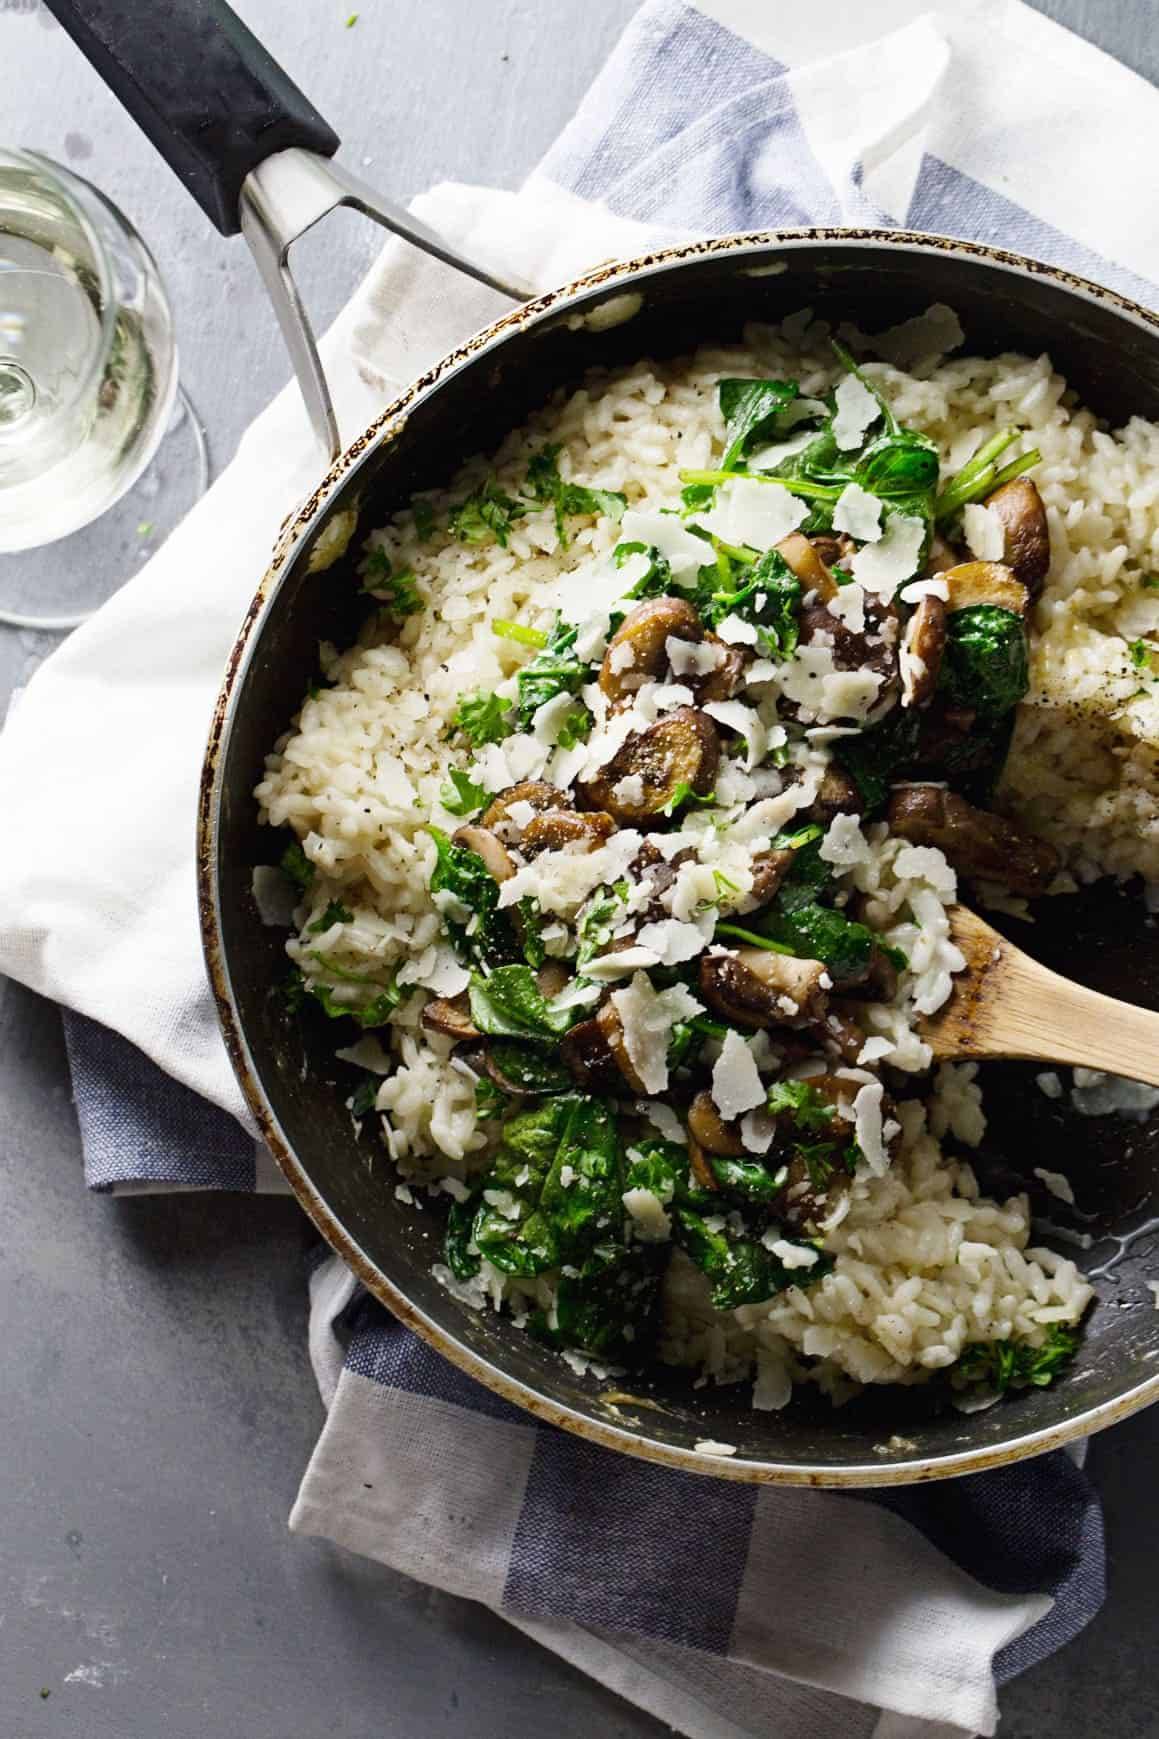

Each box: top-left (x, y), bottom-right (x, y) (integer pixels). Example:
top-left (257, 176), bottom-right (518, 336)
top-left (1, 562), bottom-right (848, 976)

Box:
top-left (2, 0), bottom-right (1158, 1734)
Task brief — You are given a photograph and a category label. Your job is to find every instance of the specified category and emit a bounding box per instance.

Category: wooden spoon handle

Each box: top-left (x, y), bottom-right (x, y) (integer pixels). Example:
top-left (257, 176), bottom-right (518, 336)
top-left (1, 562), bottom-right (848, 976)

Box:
top-left (920, 907), bottom-right (1159, 1086)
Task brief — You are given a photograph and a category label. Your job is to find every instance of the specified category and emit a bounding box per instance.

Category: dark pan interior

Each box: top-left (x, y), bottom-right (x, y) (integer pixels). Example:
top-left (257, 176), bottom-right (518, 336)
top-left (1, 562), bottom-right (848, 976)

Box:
top-left (211, 236), bottom-right (1159, 1476)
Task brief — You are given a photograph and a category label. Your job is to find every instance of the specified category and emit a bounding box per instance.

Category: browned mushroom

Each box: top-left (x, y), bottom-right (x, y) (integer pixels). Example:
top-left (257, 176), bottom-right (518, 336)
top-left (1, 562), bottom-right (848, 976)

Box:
top-left (577, 707), bottom-right (720, 827)
top-left (535, 959), bottom-right (571, 1000)
top-left (887, 786), bottom-right (1059, 895)
top-left (599, 596), bottom-right (702, 704)
top-left (559, 998), bottom-right (646, 1093)
top-left (687, 1135), bottom-right (719, 1192)
top-left (481, 781), bottom-right (562, 831)
top-left (984, 478), bottom-right (1050, 598)
top-left (900, 593), bottom-right (948, 709)
top-left (421, 995), bottom-right (480, 1043)
top-left (452, 825), bottom-right (515, 882)
top-left (811, 1007), bottom-right (870, 1063)
top-left (776, 531), bottom-right (839, 602)
top-left (698, 947), bottom-right (829, 1030)
top-left (941, 561), bottom-right (1029, 618)
top-left (742, 847), bottom-right (797, 911)
top-left (925, 532), bottom-right (962, 575)
top-left (687, 1089), bottom-right (747, 1156)
top-left (835, 946), bottom-right (899, 1005)
top-left (797, 598), bottom-right (899, 693)
top-left (693, 633), bottom-right (748, 704)
top-left (805, 762), bottom-right (863, 825)
top-left (806, 532), bottom-right (857, 574)
top-left (521, 809), bottom-right (616, 856)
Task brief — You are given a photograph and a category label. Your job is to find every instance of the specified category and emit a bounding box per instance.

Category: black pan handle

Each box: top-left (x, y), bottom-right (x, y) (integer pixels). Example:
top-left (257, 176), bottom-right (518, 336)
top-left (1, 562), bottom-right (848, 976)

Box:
top-left (42, 0), bottom-right (339, 235)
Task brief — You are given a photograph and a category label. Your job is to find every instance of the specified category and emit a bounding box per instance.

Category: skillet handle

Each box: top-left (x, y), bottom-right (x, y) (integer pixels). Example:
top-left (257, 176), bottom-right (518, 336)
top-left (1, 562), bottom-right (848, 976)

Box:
top-left (42, 0), bottom-right (339, 237)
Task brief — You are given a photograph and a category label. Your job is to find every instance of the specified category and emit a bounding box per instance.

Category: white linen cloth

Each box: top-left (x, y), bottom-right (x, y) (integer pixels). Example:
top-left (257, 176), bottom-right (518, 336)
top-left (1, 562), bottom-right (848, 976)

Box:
top-left (1, 0), bottom-right (1150, 1731)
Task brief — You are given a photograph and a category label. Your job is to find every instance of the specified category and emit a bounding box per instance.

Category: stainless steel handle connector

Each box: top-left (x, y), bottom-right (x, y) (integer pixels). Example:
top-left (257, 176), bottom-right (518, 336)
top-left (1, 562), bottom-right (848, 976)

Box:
top-left (239, 148), bottom-right (531, 462)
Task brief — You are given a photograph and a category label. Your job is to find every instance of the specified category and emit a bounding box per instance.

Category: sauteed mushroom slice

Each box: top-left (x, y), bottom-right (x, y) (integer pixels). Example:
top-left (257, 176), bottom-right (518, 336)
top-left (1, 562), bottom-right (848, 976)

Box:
top-left (688, 1090), bottom-right (747, 1156)
top-left (694, 634), bottom-right (748, 704)
top-left (887, 786), bottom-right (1059, 895)
top-left (559, 999), bottom-right (647, 1094)
top-left (481, 781), bottom-right (561, 830)
top-left (521, 809), bottom-right (615, 855)
top-left (798, 599), bottom-right (898, 691)
top-left (941, 561), bottom-right (1029, 618)
top-left (687, 1135), bottom-right (719, 1192)
top-left (600, 596), bottom-right (702, 704)
top-left (698, 947), bottom-right (829, 1030)
top-left (805, 763), bottom-right (863, 825)
top-left (535, 959), bottom-right (571, 1000)
top-left (577, 707), bottom-right (720, 826)
top-left (776, 531), bottom-right (839, 603)
top-left (984, 477), bottom-right (1050, 597)
top-left (925, 532), bottom-right (962, 576)
top-left (422, 994), bottom-right (480, 1043)
top-left (743, 847), bottom-right (797, 911)
top-left (900, 593), bottom-right (948, 709)
top-left (452, 824), bottom-right (515, 882)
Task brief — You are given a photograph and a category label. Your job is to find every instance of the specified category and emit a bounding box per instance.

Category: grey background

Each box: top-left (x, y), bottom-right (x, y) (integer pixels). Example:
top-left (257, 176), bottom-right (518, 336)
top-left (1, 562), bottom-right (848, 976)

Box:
top-left (1, 1), bottom-right (1156, 1734)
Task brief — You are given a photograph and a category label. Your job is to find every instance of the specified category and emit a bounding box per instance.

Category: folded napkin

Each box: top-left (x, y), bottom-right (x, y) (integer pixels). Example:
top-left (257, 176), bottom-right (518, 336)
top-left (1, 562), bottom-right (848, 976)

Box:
top-left (8, 0), bottom-right (1157, 1729)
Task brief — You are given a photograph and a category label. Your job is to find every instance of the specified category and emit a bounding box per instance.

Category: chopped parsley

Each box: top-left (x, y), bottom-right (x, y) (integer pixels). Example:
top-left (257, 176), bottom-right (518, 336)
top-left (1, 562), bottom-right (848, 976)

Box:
top-left (451, 690), bottom-right (514, 747)
top-left (412, 498), bottom-right (436, 541)
top-left (349, 1076), bottom-right (379, 1117)
top-left (555, 705), bottom-right (593, 750)
top-left (307, 900), bottom-right (354, 934)
top-left (1129, 637), bottom-right (1154, 670)
top-left (766, 1079), bottom-right (836, 1132)
top-left (956, 1325), bottom-right (1080, 1393)
top-left (280, 841), bottom-right (315, 892)
top-left (524, 444), bottom-right (627, 545)
top-left (1142, 574), bottom-right (1159, 591)
top-left (448, 480), bottom-right (527, 547)
top-left (361, 548), bottom-right (422, 616)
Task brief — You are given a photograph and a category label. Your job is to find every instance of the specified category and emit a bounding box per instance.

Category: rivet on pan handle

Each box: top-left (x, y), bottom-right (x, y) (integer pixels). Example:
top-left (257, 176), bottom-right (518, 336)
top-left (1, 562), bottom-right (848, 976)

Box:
top-left (43, 0), bottom-right (532, 461)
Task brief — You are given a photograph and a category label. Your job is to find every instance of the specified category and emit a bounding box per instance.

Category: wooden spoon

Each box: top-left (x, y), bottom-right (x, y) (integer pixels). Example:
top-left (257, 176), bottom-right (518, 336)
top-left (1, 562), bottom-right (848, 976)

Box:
top-left (918, 905), bottom-right (1159, 1087)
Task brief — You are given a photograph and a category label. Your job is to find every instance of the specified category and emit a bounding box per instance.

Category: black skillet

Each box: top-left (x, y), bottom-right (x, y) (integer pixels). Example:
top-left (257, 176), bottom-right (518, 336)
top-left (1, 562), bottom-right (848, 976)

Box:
top-left (46, 0), bottom-right (1159, 1484)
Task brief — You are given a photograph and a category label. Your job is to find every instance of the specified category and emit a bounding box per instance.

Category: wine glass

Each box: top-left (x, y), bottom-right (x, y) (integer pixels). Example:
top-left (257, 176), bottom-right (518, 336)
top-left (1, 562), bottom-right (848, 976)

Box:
top-left (0, 146), bottom-right (208, 630)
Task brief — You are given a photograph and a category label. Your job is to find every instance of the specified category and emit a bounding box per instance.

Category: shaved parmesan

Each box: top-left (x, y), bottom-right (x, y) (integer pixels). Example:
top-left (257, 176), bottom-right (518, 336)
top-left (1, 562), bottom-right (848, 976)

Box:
top-left (827, 581), bottom-right (867, 635)
top-left (762, 1236), bottom-right (819, 1269)
top-left (851, 512), bottom-right (926, 602)
top-left (638, 1100), bottom-right (688, 1145)
top-left (622, 1187), bottom-right (672, 1243)
top-left (818, 812), bottom-right (870, 867)
top-left (691, 478), bottom-right (807, 552)
top-left (611, 773), bottom-right (645, 806)
top-left (610, 973), bottom-right (702, 1096)
top-left (619, 509), bottom-right (708, 582)
top-left (833, 482), bottom-right (883, 542)
top-left (666, 635), bottom-right (726, 677)
top-left (716, 613), bottom-right (759, 646)
top-left (635, 915), bottom-right (713, 966)
top-left (853, 1081), bottom-right (889, 1175)
top-left (831, 373), bottom-right (881, 451)
top-left (740, 1107), bottom-right (777, 1154)
top-left (704, 698), bottom-right (766, 770)
top-left (531, 690), bottom-right (580, 745)
top-left (711, 1028), bottom-right (767, 1120)
top-left (900, 576), bottom-right (949, 605)
top-left (745, 427), bottom-right (816, 472)
top-left (963, 502), bottom-right (1006, 561)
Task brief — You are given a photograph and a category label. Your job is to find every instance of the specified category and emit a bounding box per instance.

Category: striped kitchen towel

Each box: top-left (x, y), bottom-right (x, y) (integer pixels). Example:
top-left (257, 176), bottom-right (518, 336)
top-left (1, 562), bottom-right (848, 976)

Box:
top-left (8, 0), bottom-right (1157, 1729)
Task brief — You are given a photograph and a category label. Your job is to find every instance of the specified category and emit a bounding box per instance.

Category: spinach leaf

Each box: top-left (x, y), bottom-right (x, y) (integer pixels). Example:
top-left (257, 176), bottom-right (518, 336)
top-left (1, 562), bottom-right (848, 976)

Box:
top-left (833, 705), bottom-right (922, 812)
top-left (305, 977), bottom-right (401, 1028)
top-left (428, 827), bottom-right (520, 969)
top-left (531, 1240), bottom-right (664, 1359)
top-left (956, 1324), bottom-right (1080, 1393)
top-left (623, 1137), bottom-right (689, 1203)
top-left (706, 1154), bottom-right (788, 1205)
top-left (439, 767), bottom-right (489, 818)
top-left (468, 965), bottom-right (578, 1041)
top-left (667, 1014), bottom-right (730, 1070)
top-left (486, 1042), bottom-right (574, 1096)
top-left (445, 1194), bottom-right (483, 1280)
top-left (448, 480), bottom-right (527, 547)
top-left (660, 780), bottom-right (718, 818)
top-left (514, 614), bottom-right (590, 729)
top-left (702, 547), bottom-right (802, 657)
top-left (771, 826), bottom-right (831, 912)
top-left (525, 444), bottom-right (627, 546)
top-left (473, 1077), bottom-right (510, 1121)
top-left (614, 540), bottom-right (675, 602)
top-left (757, 901), bottom-right (875, 985)
top-left (940, 605), bottom-right (1029, 718)
top-left (470, 1095), bottom-right (622, 1276)
top-left (718, 377), bottom-right (800, 469)
top-left (855, 428), bottom-right (939, 523)
top-left (348, 1076), bottom-right (379, 1117)
top-left (411, 498), bottom-right (436, 542)
top-left (451, 690), bottom-right (514, 748)
top-left (280, 840), bottom-right (315, 893)
top-left (673, 1207), bottom-right (831, 1309)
